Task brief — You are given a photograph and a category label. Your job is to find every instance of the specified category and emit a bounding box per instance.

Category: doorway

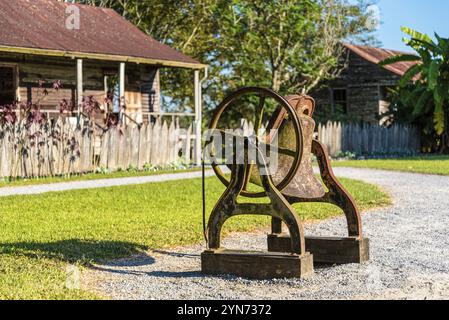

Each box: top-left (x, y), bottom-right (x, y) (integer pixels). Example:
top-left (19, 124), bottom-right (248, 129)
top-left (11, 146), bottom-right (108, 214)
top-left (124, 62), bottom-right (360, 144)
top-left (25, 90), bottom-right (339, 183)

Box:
top-left (0, 66), bottom-right (17, 105)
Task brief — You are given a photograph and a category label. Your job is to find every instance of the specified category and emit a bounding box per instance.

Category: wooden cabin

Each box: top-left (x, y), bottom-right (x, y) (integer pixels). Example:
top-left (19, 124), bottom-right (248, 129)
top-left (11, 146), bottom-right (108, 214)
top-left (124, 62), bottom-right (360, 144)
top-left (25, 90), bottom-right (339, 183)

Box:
top-left (0, 0), bottom-right (207, 126)
top-left (312, 43), bottom-right (418, 124)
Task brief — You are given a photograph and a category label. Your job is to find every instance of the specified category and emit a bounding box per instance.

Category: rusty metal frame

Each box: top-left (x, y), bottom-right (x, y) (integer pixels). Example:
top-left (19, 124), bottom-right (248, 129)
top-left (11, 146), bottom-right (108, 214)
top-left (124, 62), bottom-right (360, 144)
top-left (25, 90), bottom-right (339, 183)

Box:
top-left (207, 87), bottom-right (303, 198)
top-left (269, 94), bottom-right (362, 239)
top-left (206, 144), bottom-right (307, 256)
top-left (273, 139), bottom-right (362, 238)
top-left (205, 87), bottom-right (309, 254)
top-left (203, 87), bottom-right (367, 274)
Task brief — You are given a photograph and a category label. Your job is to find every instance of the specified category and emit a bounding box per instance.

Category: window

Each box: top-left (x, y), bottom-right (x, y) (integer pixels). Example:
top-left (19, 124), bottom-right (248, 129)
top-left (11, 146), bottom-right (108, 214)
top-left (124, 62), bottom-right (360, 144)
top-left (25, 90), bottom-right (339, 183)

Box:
top-left (379, 86), bottom-right (393, 102)
top-left (0, 65), bottom-right (17, 105)
top-left (332, 89), bottom-right (348, 114)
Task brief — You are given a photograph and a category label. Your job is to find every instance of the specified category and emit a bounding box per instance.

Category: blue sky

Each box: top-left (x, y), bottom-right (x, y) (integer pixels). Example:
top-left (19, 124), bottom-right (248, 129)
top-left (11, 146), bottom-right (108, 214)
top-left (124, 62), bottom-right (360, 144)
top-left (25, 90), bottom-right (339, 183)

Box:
top-left (376, 0), bottom-right (449, 52)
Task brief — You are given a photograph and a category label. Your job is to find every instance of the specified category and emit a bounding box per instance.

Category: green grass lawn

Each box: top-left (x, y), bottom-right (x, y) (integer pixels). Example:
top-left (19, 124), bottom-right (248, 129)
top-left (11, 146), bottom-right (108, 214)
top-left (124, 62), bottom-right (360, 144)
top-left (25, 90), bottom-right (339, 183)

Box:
top-left (0, 176), bottom-right (390, 300)
top-left (332, 155), bottom-right (449, 176)
top-left (0, 168), bottom-right (200, 188)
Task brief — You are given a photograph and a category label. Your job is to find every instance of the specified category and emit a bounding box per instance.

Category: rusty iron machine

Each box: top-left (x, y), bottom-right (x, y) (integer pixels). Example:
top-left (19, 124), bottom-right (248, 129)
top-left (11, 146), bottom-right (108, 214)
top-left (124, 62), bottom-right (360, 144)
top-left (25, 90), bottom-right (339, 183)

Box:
top-left (201, 87), bottom-right (369, 279)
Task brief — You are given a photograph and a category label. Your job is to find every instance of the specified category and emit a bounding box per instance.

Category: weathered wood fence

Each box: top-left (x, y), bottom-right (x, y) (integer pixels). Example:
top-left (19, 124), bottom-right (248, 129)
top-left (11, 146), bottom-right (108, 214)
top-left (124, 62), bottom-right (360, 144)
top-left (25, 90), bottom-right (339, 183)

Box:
top-left (317, 122), bottom-right (421, 157)
top-left (239, 119), bottom-right (420, 157)
top-left (0, 117), bottom-right (196, 179)
top-left (0, 117), bottom-right (421, 178)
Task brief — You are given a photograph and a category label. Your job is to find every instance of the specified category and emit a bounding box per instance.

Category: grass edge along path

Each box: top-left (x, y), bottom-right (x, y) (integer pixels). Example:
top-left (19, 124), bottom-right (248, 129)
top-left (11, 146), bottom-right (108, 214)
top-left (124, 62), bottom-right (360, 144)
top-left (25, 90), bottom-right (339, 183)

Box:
top-left (0, 168), bottom-right (201, 188)
top-left (332, 155), bottom-right (449, 176)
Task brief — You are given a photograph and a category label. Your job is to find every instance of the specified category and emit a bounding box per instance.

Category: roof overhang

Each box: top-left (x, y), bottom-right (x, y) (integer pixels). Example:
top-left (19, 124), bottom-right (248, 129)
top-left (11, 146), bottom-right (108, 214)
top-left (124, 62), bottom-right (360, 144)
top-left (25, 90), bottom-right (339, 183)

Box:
top-left (0, 45), bottom-right (208, 70)
top-left (342, 43), bottom-right (419, 79)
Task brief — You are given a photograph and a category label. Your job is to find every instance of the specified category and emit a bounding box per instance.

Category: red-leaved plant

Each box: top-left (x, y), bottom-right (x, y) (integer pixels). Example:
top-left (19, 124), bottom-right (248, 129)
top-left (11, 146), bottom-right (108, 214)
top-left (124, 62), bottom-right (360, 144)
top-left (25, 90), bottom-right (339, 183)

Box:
top-left (0, 79), bottom-right (129, 178)
top-left (0, 80), bottom-right (82, 178)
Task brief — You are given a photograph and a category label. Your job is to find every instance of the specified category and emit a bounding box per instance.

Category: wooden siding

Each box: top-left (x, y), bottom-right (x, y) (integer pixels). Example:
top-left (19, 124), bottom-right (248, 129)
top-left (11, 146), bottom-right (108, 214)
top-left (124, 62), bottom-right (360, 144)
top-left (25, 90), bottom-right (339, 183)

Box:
top-left (0, 52), bottom-right (160, 116)
top-left (334, 51), bottom-right (402, 86)
top-left (140, 67), bottom-right (160, 113)
top-left (312, 49), bottom-right (402, 124)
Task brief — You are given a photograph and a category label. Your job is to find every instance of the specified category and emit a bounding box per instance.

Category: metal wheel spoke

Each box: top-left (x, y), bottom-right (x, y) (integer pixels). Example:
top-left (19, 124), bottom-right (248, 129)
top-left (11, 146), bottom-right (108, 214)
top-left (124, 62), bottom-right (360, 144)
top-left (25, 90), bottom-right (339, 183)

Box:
top-left (243, 94), bottom-right (265, 191)
top-left (254, 94), bottom-right (266, 136)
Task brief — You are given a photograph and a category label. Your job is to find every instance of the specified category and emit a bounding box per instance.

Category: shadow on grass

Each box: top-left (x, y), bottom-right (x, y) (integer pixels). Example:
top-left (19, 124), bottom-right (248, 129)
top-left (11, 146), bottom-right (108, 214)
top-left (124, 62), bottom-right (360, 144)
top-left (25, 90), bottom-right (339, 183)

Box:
top-left (0, 239), bottom-right (149, 265)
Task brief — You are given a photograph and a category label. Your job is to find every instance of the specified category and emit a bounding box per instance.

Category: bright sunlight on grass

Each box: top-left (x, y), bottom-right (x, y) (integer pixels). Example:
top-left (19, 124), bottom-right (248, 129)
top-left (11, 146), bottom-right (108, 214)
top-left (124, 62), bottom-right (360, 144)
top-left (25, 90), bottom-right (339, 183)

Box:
top-left (0, 176), bottom-right (390, 299)
top-left (332, 155), bottom-right (449, 176)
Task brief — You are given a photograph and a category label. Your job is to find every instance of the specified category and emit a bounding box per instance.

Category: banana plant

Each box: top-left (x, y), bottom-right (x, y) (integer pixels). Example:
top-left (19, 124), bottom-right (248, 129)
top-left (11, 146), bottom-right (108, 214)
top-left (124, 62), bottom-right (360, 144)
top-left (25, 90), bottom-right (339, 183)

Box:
top-left (380, 27), bottom-right (449, 152)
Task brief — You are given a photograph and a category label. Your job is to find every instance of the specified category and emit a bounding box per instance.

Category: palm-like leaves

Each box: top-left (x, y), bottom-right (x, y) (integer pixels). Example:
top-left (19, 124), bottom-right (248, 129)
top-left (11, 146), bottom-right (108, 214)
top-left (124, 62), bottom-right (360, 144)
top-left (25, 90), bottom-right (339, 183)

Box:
top-left (378, 54), bottom-right (420, 66)
top-left (381, 27), bottom-right (449, 136)
top-left (401, 26), bottom-right (434, 44)
top-left (399, 63), bottom-right (422, 87)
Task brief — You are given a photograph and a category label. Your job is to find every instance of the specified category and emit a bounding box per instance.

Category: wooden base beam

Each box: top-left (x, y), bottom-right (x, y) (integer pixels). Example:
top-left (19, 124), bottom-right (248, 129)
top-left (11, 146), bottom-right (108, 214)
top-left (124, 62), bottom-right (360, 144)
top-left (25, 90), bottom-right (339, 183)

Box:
top-left (201, 249), bottom-right (314, 279)
top-left (267, 235), bottom-right (369, 264)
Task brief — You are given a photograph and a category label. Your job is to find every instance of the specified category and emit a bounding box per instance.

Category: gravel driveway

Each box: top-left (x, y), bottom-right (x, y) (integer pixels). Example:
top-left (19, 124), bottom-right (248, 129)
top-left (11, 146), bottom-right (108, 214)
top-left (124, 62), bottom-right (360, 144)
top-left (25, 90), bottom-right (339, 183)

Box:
top-left (85, 168), bottom-right (449, 300)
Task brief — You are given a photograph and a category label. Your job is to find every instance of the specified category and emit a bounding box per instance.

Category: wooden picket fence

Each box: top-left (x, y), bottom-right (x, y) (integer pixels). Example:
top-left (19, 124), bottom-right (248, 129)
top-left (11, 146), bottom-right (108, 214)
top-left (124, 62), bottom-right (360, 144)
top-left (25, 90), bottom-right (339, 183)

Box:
top-left (0, 117), bottom-right (421, 178)
top-left (239, 119), bottom-right (420, 157)
top-left (317, 122), bottom-right (421, 157)
top-left (0, 117), bottom-right (196, 179)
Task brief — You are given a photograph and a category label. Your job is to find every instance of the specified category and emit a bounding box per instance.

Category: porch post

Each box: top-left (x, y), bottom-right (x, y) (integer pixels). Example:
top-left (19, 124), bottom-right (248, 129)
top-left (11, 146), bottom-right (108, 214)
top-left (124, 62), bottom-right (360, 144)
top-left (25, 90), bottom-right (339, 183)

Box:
top-left (194, 69), bottom-right (202, 166)
top-left (76, 59), bottom-right (83, 115)
top-left (119, 62), bottom-right (126, 120)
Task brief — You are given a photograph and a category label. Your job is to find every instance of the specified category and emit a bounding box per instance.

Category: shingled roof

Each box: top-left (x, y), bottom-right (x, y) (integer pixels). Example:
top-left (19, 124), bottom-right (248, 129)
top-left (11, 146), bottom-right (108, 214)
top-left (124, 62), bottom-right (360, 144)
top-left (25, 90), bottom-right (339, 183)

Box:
top-left (0, 0), bottom-right (206, 69)
top-left (343, 43), bottom-right (419, 80)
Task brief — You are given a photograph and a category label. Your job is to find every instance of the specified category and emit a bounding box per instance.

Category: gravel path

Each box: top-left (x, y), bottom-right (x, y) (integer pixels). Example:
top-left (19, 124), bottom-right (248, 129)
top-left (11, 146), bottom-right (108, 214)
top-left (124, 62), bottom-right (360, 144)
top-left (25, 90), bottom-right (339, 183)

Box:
top-left (0, 171), bottom-right (212, 197)
top-left (85, 168), bottom-right (449, 300)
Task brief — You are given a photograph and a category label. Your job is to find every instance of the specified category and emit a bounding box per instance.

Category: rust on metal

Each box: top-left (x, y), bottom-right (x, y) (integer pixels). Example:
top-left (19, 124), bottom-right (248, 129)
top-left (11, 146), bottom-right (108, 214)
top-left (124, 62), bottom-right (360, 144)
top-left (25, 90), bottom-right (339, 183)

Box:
top-left (202, 87), bottom-right (314, 279)
top-left (267, 94), bottom-right (368, 264)
top-left (256, 93), bottom-right (362, 238)
top-left (208, 87), bottom-right (304, 198)
top-left (202, 87), bottom-right (369, 279)
top-left (269, 95), bottom-right (325, 199)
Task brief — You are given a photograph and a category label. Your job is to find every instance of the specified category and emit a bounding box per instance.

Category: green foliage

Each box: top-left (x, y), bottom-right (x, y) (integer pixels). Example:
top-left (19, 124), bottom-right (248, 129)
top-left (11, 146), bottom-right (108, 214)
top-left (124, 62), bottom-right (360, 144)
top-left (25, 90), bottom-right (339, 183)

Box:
top-left (76, 0), bottom-right (378, 115)
top-left (380, 27), bottom-right (449, 152)
top-left (383, 85), bottom-right (439, 152)
top-left (126, 165), bottom-right (139, 173)
top-left (314, 103), bottom-right (363, 124)
top-left (335, 151), bottom-right (358, 160)
top-left (401, 26), bottom-right (434, 45)
top-left (399, 63), bottom-right (422, 87)
top-left (209, 0), bottom-right (380, 109)
top-left (379, 54), bottom-right (421, 66)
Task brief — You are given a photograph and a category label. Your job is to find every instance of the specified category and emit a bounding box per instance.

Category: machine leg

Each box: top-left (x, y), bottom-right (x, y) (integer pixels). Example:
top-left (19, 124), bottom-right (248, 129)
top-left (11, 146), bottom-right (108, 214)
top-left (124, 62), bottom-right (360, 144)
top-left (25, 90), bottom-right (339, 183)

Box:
top-left (202, 162), bottom-right (314, 279)
top-left (267, 140), bottom-right (369, 264)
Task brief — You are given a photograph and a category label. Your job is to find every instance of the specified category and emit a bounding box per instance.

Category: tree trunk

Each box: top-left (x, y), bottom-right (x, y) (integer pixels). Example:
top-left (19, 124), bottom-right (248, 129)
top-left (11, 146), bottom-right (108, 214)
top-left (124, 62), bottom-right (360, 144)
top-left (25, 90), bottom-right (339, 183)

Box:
top-left (441, 108), bottom-right (449, 154)
top-left (271, 69), bottom-right (281, 92)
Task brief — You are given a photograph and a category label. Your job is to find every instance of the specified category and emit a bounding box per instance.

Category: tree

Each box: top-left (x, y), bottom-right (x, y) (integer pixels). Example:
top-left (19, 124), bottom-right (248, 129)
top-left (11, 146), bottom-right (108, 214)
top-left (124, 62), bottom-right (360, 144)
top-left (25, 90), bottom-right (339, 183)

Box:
top-left (76, 0), bottom-right (223, 113)
top-left (380, 27), bottom-right (449, 152)
top-left (216, 0), bottom-right (378, 96)
top-left (75, 0), bottom-right (378, 115)
top-left (200, 0), bottom-right (380, 114)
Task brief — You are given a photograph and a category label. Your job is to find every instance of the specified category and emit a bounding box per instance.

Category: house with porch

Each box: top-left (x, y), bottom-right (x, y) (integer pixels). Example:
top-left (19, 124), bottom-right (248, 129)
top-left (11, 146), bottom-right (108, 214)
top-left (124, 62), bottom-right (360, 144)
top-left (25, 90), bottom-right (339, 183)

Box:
top-left (313, 43), bottom-right (418, 124)
top-left (0, 0), bottom-right (207, 164)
